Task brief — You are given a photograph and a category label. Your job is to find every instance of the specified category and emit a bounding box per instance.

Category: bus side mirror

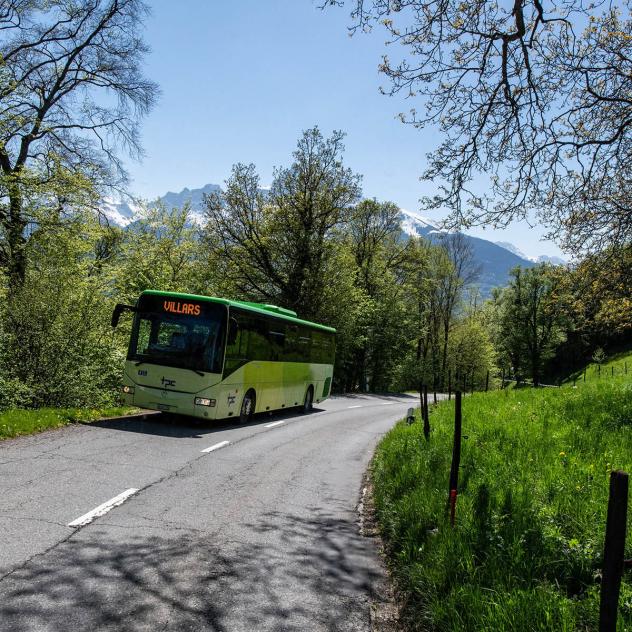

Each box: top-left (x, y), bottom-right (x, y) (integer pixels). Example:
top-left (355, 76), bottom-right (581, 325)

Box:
top-left (111, 303), bottom-right (136, 328)
top-left (227, 317), bottom-right (238, 345)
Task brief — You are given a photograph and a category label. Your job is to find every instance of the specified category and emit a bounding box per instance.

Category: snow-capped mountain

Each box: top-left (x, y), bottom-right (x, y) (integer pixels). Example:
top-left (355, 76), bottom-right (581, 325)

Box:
top-left (100, 197), bottom-right (142, 227)
top-left (495, 240), bottom-right (530, 260)
top-left (495, 241), bottom-right (566, 265)
top-left (399, 208), bottom-right (443, 236)
top-left (535, 254), bottom-right (566, 265)
top-left (400, 209), bottom-right (535, 295)
top-left (98, 183), bottom-right (221, 227)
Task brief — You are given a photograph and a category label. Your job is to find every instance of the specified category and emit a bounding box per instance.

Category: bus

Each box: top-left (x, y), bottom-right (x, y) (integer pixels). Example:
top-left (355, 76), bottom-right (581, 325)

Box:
top-left (112, 290), bottom-right (336, 422)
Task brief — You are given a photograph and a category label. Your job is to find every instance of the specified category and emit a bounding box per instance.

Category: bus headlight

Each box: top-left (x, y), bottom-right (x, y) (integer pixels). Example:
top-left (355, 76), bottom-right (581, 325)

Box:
top-left (122, 385), bottom-right (135, 395)
top-left (195, 397), bottom-right (215, 407)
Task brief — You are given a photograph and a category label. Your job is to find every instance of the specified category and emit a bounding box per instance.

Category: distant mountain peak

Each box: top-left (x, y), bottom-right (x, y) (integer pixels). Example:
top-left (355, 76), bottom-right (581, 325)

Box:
top-left (495, 241), bottom-right (566, 265)
top-left (399, 208), bottom-right (440, 230)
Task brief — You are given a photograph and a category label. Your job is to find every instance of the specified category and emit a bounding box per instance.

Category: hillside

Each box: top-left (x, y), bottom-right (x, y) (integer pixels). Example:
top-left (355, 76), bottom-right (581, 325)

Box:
top-left (372, 357), bottom-right (632, 630)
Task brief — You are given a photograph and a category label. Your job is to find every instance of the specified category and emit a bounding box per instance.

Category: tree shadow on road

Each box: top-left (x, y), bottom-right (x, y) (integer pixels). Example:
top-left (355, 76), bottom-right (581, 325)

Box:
top-left (0, 506), bottom-right (383, 631)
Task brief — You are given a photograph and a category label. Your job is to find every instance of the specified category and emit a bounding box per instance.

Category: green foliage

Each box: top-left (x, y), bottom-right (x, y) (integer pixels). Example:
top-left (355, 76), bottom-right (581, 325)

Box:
top-left (0, 210), bottom-right (124, 409)
top-left (114, 202), bottom-right (207, 302)
top-left (372, 378), bottom-right (632, 631)
top-left (492, 264), bottom-right (569, 385)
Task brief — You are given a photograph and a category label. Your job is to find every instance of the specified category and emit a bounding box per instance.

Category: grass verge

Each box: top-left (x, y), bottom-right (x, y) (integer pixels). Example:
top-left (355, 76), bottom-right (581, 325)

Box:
top-left (372, 376), bottom-right (632, 630)
top-left (0, 406), bottom-right (141, 441)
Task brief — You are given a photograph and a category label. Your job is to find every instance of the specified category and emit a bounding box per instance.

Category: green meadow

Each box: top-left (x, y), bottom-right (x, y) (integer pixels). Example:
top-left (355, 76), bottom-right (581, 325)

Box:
top-left (373, 356), bottom-right (632, 631)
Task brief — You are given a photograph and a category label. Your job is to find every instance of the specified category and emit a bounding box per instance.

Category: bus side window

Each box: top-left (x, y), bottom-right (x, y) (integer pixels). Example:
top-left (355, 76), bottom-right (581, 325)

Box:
top-left (297, 327), bottom-right (311, 363)
top-left (284, 325), bottom-right (299, 361)
top-left (268, 321), bottom-right (285, 361)
top-left (247, 318), bottom-right (269, 362)
top-left (224, 314), bottom-right (249, 374)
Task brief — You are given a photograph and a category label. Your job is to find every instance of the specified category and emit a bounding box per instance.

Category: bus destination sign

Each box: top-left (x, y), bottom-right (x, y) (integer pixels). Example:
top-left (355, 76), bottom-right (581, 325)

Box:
top-left (163, 300), bottom-right (201, 316)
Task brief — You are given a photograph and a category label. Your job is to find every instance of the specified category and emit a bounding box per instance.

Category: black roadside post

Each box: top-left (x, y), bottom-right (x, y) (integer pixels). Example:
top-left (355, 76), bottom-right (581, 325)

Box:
top-left (584, 368), bottom-right (587, 382)
top-left (612, 366), bottom-right (614, 378)
top-left (423, 384), bottom-right (430, 440)
top-left (447, 391), bottom-right (462, 526)
top-left (485, 370), bottom-right (489, 392)
top-left (448, 369), bottom-right (452, 401)
top-left (501, 367), bottom-right (505, 389)
top-left (471, 369), bottom-right (475, 395)
top-left (406, 407), bottom-right (415, 425)
top-left (599, 470), bottom-right (629, 632)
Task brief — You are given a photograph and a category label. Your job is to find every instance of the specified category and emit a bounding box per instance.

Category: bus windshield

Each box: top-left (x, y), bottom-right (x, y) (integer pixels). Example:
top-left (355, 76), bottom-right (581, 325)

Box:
top-left (128, 295), bottom-right (227, 373)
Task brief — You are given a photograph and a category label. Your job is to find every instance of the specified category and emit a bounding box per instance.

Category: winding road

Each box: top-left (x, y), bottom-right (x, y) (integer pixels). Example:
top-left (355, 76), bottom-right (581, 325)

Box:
top-left (0, 393), bottom-right (419, 632)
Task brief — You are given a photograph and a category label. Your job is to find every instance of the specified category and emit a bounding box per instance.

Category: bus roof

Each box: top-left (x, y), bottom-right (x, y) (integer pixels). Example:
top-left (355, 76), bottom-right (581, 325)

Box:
top-left (141, 290), bottom-right (337, 333)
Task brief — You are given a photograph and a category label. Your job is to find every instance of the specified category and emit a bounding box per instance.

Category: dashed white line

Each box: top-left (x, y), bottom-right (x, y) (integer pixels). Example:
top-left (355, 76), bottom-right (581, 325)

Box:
top-left (68, 488), bottom-right (139, 528)
top-left (201, 440), bottom-right (230, 453)
top-left (265, 420), bottom-right (285, 428)
top-left (347, 405), bottom-right (362, 409)
top-left (380, 402), bottom-right (396, 405)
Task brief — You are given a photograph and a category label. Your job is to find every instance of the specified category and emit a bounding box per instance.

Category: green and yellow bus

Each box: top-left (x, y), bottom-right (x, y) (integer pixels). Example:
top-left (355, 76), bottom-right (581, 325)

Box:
top-left (112, 290), bottom-right (335, 422)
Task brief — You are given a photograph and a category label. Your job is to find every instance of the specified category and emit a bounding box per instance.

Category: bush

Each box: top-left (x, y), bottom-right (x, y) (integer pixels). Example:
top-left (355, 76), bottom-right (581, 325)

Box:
top-left (0, 215), bottom-right (125, 409)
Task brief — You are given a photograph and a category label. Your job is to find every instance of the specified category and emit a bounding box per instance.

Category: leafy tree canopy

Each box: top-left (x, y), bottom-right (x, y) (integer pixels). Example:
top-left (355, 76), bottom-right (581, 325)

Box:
top-left (327, 0), bottom-right (632, 255)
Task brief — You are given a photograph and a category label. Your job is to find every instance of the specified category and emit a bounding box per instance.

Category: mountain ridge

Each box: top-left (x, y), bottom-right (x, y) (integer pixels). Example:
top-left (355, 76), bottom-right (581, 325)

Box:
top-left (101, 184), bottom-right (555, 295)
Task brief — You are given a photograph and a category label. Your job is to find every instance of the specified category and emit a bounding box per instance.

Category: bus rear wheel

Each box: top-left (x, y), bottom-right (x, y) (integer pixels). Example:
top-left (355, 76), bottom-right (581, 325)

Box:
top-left (240, 390), bottom-right (256, 424)
top-left (302, 386), bottom-right (313, 414)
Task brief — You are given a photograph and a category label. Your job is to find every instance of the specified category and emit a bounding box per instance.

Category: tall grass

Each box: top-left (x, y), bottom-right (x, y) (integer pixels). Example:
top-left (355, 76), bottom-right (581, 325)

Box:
top-left (373, 374), bottom-right (632, 630)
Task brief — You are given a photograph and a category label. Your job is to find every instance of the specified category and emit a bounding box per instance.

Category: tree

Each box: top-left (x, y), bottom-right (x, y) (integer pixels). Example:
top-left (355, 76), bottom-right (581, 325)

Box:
top-left (0, 208), bottom-right (123, 408)
top-left (435, 233), bottom-right (480, 387)
top-left (495, 265), bottom-right (567, 386)
top-left (345, 198), bottom-right (408, 390)
top-left (328, 0), bottom-right (632, 255)
top-left (114, 202), bottom-right (204, 303)
top-left (204, 127), bottom-right (362, 320)
top-left (0, 0), bottom-right (158, 290)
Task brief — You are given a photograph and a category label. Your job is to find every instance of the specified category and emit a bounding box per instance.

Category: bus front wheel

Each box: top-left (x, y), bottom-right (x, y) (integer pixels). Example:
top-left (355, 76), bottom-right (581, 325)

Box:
top-left (302, 386), bottom-right (314, 414)
top-left (240, 390), bottom-right (256, 424)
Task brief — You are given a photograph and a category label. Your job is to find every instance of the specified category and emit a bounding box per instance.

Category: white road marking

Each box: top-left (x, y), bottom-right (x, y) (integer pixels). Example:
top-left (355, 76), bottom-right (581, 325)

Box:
top-left (68, 488), bottom-right (139, 528)
top-left (380, 402), bottom-right (396, 405)
top-left (201, 440), bottom-right (230, 453)
top-left (265, 420), bottom-right (285, 428)
top-left (347, 405), bottom-right (362, 409)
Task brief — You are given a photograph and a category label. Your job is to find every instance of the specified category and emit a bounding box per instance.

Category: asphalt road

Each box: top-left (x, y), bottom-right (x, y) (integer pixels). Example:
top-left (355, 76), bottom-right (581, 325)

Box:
top-left (0, 393), bottom-right (420, 632)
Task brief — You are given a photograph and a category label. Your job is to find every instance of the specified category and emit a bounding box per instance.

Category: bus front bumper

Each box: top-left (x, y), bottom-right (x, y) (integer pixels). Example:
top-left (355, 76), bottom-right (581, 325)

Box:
top-left (124, 384), bottom-right (218, 420)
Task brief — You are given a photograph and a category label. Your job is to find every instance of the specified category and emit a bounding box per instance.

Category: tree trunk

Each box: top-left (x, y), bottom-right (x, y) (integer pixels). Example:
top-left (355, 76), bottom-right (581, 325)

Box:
top-left (6, 183), bottom-right (27, 292)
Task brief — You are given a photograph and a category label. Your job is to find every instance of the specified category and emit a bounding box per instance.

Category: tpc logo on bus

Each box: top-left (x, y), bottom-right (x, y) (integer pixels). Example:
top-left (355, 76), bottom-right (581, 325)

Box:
top-left (161, 377), bottom-right (176, 388)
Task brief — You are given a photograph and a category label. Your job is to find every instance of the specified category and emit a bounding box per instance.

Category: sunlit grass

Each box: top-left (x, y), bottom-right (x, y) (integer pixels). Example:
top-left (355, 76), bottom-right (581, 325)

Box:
top-left (373, 374), bottom-right (632, 630)
top-left (565, 348), bottom-right (632, 385)
top-left (0, 406), bottom-right (140, 441)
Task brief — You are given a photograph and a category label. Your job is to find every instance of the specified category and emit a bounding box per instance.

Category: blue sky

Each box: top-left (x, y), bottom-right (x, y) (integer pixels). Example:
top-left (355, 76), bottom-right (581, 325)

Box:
top-left (126, 0), bottom-right (562, 259)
